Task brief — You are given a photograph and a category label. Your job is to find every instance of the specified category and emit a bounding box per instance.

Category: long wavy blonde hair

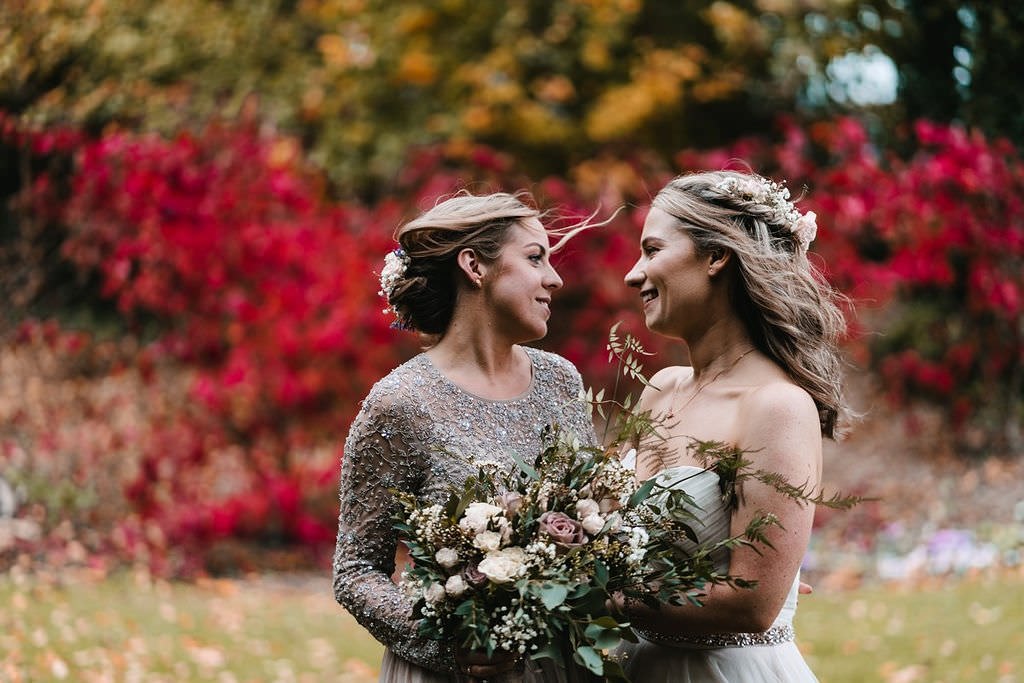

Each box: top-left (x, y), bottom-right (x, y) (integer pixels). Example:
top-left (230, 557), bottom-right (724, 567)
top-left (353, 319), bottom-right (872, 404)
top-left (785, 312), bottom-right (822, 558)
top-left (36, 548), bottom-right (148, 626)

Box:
top-left (652, 170), bottom-right (851, 438)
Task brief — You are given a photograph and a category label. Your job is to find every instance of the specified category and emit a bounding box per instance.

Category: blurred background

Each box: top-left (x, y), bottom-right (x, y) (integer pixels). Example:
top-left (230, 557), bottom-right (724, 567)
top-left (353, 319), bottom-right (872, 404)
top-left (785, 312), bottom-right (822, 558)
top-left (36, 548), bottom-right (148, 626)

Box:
top-left (0, 0), bottom-right (1021, 680)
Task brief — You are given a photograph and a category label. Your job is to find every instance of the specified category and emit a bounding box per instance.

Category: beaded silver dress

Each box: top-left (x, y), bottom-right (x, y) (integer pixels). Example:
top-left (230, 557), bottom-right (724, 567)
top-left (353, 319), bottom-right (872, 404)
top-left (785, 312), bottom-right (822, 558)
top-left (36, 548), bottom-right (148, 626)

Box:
top-left (333, 346), bottom-right (598, 682)
top-left (614, 462), bottom-right (818, 682)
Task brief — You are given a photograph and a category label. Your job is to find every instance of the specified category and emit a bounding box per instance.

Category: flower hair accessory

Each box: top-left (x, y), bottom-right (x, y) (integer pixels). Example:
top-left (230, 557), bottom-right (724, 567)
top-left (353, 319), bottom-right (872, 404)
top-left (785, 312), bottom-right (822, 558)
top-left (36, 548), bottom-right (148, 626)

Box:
top-left (714, 175), bottom-right (818, 252)
top-left (378, 248), bottom-right (411, 326)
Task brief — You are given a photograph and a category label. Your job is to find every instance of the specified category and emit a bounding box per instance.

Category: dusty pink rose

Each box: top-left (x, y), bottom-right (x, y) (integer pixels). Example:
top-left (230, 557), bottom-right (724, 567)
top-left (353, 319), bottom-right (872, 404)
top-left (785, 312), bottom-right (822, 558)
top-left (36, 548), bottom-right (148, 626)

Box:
top-left (538, 511), bottom-right (585, 549)
top-left (462, 563), bottom-right (489, 589)
top-left (496, 491), bottom-right (524, 518)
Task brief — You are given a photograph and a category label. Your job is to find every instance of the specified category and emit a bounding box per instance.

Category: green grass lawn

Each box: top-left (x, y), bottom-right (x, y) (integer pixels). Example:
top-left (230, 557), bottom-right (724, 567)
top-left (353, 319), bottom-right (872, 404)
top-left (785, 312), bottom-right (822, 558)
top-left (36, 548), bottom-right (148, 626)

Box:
top-left (1, 568), bottom-right (1021, 681)
top-left (796, 572), bottom-right (1024, 682)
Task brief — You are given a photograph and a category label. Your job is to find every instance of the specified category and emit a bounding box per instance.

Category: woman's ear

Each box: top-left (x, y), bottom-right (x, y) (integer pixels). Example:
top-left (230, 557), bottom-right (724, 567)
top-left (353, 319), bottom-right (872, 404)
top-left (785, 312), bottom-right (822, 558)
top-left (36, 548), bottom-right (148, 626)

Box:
top-left (456, 248), bottom-right (486, 288)
top-left (706, 247), bottom-right (732, 277)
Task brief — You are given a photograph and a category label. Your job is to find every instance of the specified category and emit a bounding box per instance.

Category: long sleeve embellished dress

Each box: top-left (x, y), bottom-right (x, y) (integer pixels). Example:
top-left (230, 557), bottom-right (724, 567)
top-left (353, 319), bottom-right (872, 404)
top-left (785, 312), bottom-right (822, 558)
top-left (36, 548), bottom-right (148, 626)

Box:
top-left (333, 346), bottom-right (598, 682)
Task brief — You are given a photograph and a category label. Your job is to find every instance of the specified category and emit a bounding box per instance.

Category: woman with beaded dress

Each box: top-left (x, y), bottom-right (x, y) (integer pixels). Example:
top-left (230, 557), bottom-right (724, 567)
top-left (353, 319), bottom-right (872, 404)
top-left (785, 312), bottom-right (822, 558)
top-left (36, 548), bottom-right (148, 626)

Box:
top-left (333, 193), bottom-right (597, 683)
top-left (614, 170), bottom-right (849, 681)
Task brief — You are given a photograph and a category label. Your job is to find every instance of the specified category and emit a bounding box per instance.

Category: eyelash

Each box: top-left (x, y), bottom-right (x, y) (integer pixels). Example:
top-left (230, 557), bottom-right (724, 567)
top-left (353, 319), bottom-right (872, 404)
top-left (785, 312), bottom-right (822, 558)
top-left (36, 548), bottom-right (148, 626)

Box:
top-left (528, 254), bottom-right (544, 263)
top-left (643, 245), bottom-right (659, 257)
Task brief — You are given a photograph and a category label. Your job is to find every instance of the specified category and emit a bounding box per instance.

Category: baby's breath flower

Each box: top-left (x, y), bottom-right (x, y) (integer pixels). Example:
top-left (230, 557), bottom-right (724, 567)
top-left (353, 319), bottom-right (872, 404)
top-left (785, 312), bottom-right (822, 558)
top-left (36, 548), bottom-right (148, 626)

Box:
top-left (714, 175), bottom-right (817, 251)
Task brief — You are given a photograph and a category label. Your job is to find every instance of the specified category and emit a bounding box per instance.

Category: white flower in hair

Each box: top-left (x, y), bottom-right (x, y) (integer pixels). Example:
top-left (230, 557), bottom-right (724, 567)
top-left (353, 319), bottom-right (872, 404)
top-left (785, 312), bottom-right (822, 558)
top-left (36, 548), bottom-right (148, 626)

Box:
top-left (377, 248), bottom-right (411, 326)
top-left (714, 174), bottom-right (816, 251)
top-left (791, 211), bottom-right (818, 252)
top-left (378, 248), bottom-right (410, 301)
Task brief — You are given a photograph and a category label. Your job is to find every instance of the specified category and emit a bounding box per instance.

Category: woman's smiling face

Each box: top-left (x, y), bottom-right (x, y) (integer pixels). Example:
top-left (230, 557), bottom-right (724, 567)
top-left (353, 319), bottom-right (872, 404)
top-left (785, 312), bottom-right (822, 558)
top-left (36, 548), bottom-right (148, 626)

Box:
top-left (624, 208), bottom-right (713, 339)
top-left (484, 218), bottom-right (563, 342)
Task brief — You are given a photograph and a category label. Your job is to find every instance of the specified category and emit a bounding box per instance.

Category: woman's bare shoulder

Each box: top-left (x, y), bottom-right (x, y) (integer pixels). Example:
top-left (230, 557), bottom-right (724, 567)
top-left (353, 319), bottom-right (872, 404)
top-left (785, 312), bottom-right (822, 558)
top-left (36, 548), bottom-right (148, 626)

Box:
top-left (737, 381), bottom-right (820, 446)
top-left (743, 380), bottom-right (815, 411)
top-left (637, 365), bottom-right (692, 405)
top-left (647, 365), bottom-right (693, 391)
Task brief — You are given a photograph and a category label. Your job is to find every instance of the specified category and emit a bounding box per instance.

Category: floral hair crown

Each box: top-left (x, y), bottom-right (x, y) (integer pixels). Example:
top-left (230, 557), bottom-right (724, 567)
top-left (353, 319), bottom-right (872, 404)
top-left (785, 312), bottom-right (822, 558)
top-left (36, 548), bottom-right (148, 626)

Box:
top-left (377, 248), bottom-right (412, 329)
top-left (714, 175), bottom-right (817, 252)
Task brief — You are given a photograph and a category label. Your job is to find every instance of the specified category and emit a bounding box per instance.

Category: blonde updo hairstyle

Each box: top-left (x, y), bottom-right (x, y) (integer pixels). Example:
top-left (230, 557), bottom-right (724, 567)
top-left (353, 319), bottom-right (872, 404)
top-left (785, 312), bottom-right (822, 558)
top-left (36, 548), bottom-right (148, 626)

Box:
top-left (386, 192), bottom-right (541, 336)
top-left (652, 170), bottom-right (850, 438)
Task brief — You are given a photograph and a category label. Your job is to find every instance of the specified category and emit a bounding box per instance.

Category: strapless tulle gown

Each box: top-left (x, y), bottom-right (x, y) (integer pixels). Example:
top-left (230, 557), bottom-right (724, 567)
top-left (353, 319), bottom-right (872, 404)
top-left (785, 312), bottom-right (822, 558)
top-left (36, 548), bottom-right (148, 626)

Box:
top-left (614, 464), bottom-right (817, 682)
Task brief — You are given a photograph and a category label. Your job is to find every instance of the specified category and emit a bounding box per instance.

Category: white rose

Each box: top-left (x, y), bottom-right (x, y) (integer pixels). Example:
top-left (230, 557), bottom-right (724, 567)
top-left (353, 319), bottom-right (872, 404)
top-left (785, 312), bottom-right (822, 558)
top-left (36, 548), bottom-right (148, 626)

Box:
top-left (424, 582), bottom-right (446, 604)
top-left (473, 530), bottom-right (503, 552)
top-left (477, 547), bottom-right (528, 584)
top-left (581, 513), bottom-right (606, 536)
top-left (435, 547), bottom-right (460, 569)
top-left (792, 211), bottom-right (818, 251)
top-left (458, 502), bottom-right (504, 534)
top-left (598, 496), bottom-right (623, 514)
top-left (575, 498), bottom-right (600, 519)
top-left (444, 573), bottom-right (468, 597)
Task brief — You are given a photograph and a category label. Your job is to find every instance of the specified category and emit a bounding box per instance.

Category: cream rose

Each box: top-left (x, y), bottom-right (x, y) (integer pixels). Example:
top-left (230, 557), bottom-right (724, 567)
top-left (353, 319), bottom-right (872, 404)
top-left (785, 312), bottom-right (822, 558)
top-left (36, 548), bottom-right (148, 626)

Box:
top-left (444, 573), bottom-right (468, 597)
top-left (458, 502), bottom-right (504, 535)
top-left (473, 530), bottom-right (503, 553)
top-left (581, 513), bottom-right (606, 536)
top-left (434, 547), bottom-right (460, 569)
top-left (424, 582), bottom-right (446, 604)
top-left (477, 547), bottom-right (528, 584)
top-left (575, 498), bottom-right (600, 519)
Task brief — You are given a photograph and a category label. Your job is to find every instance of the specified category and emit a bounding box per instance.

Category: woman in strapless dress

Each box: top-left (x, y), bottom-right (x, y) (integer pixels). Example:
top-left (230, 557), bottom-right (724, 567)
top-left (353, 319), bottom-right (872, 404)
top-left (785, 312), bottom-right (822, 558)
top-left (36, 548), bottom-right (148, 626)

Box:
top-left (616, 170), bottom-right (851, 682)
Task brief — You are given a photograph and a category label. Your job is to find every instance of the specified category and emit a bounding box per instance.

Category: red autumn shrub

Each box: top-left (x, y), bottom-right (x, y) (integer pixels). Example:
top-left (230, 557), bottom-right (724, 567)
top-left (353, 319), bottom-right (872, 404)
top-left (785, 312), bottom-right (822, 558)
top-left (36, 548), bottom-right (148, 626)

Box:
top-left (7, 116), bottom-right (429, 571)
top-left (4, 109), bottom-right (1020, 575)
top-left (677, 117), bottom-right (1023, 454)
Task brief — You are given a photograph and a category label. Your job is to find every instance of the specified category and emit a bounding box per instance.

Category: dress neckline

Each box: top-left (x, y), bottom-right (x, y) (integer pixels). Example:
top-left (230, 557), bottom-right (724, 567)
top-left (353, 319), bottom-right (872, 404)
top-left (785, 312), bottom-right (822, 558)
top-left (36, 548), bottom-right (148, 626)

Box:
top-left (421, 346), bottom-right (538, 404)
top-left (644, 464), bottom-right (720, 485)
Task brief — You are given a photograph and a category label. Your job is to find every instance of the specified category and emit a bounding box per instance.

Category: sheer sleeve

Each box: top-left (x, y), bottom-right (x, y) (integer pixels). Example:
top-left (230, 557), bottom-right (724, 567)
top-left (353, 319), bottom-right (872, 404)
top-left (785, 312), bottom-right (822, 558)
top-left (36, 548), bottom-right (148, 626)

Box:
top-left (332, 396), bottom-right (455, 673)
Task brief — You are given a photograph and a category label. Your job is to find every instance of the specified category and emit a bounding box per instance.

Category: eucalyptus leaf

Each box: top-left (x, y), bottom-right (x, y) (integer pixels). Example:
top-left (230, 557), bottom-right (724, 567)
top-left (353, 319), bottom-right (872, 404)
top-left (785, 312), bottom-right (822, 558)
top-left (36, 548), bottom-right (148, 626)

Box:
top-left (592, 629), bottom-right (622, 650)
top-left (629, 478), bottom-right (657, 506)
top-left (573, 646), bottom-right (604, 675)
top-left (539, 582), bottom-right (570, 610)
top-left (510, 450), bottom-right (540, 481)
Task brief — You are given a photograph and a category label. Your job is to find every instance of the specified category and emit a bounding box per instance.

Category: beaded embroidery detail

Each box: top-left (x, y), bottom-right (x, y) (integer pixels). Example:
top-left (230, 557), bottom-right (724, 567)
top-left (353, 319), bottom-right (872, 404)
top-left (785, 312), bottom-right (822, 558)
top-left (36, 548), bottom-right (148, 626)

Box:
top-left (332, 347), bottom-right (596, 673)
top-left (637, 624), bottom-right (796, 650)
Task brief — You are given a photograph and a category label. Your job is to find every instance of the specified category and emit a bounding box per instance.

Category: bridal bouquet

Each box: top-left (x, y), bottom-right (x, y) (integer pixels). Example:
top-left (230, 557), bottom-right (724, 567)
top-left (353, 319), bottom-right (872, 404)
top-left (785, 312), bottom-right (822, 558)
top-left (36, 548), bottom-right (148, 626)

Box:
top-left (393, 328), bottom-right (778, 680)
top-left (393, 430), bottom-right (749, 680)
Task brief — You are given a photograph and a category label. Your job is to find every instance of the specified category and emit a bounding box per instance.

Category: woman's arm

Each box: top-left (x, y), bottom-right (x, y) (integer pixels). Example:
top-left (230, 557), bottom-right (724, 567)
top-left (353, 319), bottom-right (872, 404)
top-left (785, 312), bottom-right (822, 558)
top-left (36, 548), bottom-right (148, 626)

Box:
top-left (627, 381), bottom-right (821, 635)
top-left (332, 397), bottom-right (455, 672)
